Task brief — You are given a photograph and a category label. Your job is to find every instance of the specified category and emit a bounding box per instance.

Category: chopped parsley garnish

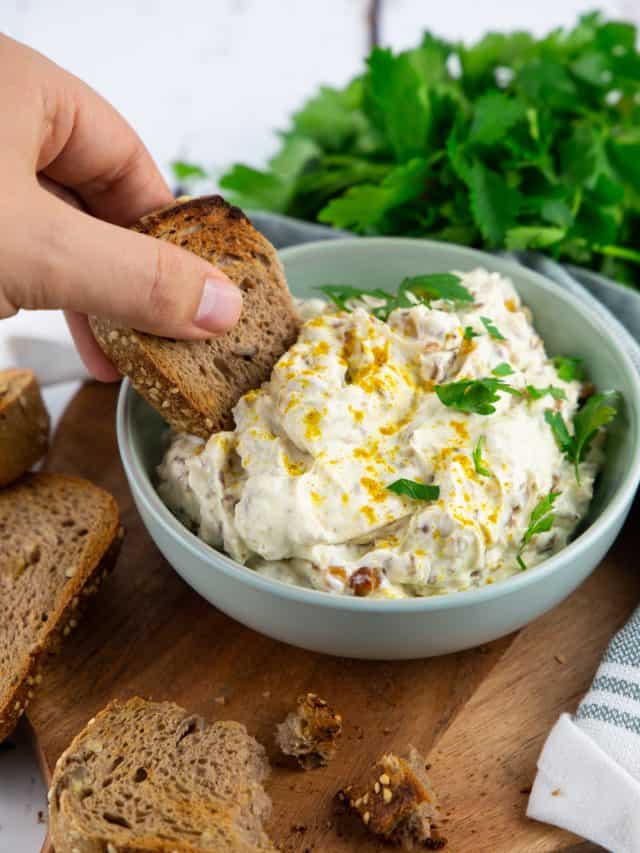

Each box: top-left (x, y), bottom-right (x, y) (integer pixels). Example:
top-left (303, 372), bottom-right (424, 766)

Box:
top-left (318, 273), bottom-right (472, 320)
top-left (398, 273), bottom-right (474, 305)
top-left (491, 362), bottom-right (514, 377)
top-left (526, 384), bottom-right (566, 401)
top-left (544, 391), bottom-right (618, 482)
top-left (517, 492), bottom-right (560, 570)
top-left (317, 284), bottom-right (390, 314)
top-left (435, 377), bottom-right (521, 415)
top-left (553, 356), bottom-right (585, 383)
top-left (464, 326), bottom-right (479, 340)
top-left (472, 436), bottom-right (491, 477)
top-left (386, 479), bottom-right (440, 501)
top-left (481, 316), bottom-right (506, 340)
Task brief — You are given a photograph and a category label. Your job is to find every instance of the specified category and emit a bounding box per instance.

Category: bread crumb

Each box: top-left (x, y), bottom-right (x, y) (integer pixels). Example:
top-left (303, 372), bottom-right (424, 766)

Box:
top-left (554, 654), bottom-right (566, 664)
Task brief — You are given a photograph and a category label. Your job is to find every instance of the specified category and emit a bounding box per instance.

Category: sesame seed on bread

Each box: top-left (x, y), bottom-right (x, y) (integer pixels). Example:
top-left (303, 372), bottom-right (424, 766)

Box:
top-left (339, 747), bottom-right (446, 850)
top-left (0, 369), bottom-right (49, 487)
top-left (48, 697), bottom-right (278, 853)
top-left (89, 195), bottom-right (300, 438)
top-left (0, 473), bottom-right (122, 743)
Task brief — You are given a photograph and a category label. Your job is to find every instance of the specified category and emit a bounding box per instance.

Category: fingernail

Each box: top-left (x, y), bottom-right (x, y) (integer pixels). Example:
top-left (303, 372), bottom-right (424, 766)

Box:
top-left (194, 277), bottom-right (243, 333)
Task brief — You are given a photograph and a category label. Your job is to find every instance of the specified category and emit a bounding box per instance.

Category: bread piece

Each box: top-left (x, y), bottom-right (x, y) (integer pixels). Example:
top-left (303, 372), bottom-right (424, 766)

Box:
top-left (0, 473), bottom-right (122, 742)
top-left (0, 369), bottom-right (49, 487)
top-left (276, 693), bottom-right (342, 769)
top-left (49, 697), bottom-right (278, 853)
top-left (338, 748), bottom-right (445, 850)
top-left (90, 195), bottom-right (300, 438)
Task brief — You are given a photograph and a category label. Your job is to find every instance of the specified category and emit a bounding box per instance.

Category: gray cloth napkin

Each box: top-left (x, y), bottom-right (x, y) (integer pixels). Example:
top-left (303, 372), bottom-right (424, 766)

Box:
top-left (251, 210), bottom-right (640, 852)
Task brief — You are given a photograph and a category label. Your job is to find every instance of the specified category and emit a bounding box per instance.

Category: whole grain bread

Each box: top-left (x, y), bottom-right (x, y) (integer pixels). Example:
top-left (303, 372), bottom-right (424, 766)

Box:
top-left (0, 369), bottom-right (49, 487)
top-left (276, 693), bottom-right (342, 769)
top-left (338, 747), bottom-right (445, 850)
top-left (89, 195), bottom-right (300, 438)
top-left (49, 697), bottom-right (278, 853)
top-left (0, 473), bottom-right (122, 742)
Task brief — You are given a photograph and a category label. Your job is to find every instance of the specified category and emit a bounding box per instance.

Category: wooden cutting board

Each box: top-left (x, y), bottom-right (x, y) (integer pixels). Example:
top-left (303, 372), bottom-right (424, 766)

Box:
top-left (30, 381), bottom-right (638, 852)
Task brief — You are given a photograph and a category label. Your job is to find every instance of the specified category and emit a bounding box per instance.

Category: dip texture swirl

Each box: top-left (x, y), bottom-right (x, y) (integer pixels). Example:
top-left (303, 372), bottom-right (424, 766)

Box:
top-left (158, 268), bottom-right (604, 599)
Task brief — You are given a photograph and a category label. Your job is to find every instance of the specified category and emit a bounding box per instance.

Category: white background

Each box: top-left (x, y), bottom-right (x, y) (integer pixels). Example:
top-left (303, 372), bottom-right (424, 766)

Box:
top-left (1, 1), bottom-right (636, 849)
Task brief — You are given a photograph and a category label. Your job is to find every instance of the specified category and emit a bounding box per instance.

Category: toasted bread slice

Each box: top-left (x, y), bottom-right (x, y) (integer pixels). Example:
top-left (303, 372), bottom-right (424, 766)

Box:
top-left (89, 196), bottom-right (300, 438)
top-left (338, 748), bottom-right (445, 850)
top-left (0, 473), bottom-right (122, 742)
top-left (276, 693), bottom-right (342, 769)
top-left (48, 697), bottom-right (278, 853)
top-left (0, 369), bottom-right (49, 487)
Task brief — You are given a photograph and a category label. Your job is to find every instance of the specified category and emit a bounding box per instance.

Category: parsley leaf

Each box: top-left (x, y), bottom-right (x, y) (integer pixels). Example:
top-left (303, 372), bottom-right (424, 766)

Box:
top-left (171, 160), bottom-right (208, 181)
top-left (491, 362), bottom-right (514, 377)
top-left (318, 273), bottom-right (470, 319)
top-left (317, 284), bottom-right (391, 313)
top-left (526, 385), bottom-right (566, 401)
top-left (472, 436), bottom-right (491, 477)
top-left (386, 479), bottom-right (440, 501)
top-left (553, 356), bottom-right (585, 382)
top-left (435, 378), bottom-right (520, 415)
top-left (398, 273), bottom-right (473, 304)
top-left (467, 161), bottom-right (521, 246)
top-left (464, 326), bottom-right (479, 340)
top-left (481, 317), bottom-right (506, 340)
top-left (517, 492), bottom-right (560, 570)
top-left (545, 392), bottom-right (618, 481)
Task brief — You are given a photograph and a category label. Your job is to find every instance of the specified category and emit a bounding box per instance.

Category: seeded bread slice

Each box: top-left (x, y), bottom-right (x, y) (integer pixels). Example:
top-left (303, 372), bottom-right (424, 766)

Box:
top-left (0, 369), bottom-right (49, 487)
top-left (89, 195), bottom-right (300, 438)
top-left (338, 748), bottom-right (445, 850)
top-left (0, 473), bottom-right (122, 743)
top-left (276, 693), bottom-right (342, 769)
top-left (49, 697), bottom-right (278, 853)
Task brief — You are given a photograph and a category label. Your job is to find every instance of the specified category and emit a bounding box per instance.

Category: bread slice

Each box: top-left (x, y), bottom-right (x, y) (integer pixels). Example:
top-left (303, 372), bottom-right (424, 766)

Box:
top-left (89, 195), bottom-right (300, 438)
top-left (0, 369), bottom-right (49, 487)
top-left (48, 697), bottom-right (278, 853)
top-left (276, 693), bottom-right (342, 769)
top-left (338, 748), bottom-right (445, 850)
top-left (0, 473), bottom-right (122, 742)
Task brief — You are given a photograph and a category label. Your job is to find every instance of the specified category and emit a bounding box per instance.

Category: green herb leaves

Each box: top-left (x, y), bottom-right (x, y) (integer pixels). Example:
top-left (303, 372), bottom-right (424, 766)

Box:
top-left (553, 356), bottom-right (585, 382)
top-left (491, 362), bottom-right (514, 377)
top-left (386, 479), bottom-right (440, 501)
top-left (472, 436), bottom-right (491, 477)
top-left (217, 13), bottom-right (640, 285)
top-left (318, 273), bottom-right (472, 320)
top-left (545, 392), bottom-right (619, 481)
top-left (517, 492), bottom-right (560, 570)
top-left (435, 378), bottom-right (520, 415)
top-left (481, 317), bottom-right (506, 340)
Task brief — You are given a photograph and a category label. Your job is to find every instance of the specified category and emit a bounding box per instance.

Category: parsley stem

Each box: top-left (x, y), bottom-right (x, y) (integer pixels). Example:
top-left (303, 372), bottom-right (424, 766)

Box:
top-left (594, 245), bottom-right (640, 265)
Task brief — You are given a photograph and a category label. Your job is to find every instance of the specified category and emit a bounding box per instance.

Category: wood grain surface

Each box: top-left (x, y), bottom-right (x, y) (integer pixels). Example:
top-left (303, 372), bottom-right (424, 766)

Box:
top-left (29, 381), bottom-right (635, 852)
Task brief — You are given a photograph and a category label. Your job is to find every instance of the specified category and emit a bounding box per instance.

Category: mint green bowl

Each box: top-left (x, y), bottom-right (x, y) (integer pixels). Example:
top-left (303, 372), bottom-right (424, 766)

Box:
top-left (117, 238), bottom-right (640, 659)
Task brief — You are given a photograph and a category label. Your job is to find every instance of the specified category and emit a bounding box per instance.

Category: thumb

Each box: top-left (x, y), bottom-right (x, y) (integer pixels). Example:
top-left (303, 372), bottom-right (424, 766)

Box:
top-left (3, 189), bottom-right (243, 338)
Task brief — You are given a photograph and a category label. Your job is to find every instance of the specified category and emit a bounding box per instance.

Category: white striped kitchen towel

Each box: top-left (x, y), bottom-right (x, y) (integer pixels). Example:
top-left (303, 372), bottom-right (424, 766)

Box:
top-left (528, 607), bottom-right (640, 852)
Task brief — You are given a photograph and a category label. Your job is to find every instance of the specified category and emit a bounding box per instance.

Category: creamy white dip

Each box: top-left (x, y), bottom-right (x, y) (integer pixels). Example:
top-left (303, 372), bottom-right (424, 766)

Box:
top-left (158, 268), bottom-right (603, 599)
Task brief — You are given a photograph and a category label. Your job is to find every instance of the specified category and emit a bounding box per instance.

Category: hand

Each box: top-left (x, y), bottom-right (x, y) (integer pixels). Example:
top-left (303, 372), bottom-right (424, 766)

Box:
top-left (0, 35), bottom-right (243, 380)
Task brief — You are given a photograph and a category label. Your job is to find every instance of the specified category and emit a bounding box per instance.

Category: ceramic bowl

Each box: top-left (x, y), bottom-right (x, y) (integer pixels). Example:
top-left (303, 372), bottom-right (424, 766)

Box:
top-left (117, 238), bottom-right (640, 659)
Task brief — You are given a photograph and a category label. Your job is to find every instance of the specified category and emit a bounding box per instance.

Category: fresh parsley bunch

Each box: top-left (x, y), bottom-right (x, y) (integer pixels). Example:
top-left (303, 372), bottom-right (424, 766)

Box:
top-left (177, 12), bottom-right (640, 286)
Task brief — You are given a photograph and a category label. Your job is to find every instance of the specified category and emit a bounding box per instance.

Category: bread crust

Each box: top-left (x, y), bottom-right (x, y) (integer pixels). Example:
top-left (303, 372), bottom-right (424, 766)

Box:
top-left (338, 748), bottom-right (446, 850)
top-left (0, 473), bottom-right (123, 742)
top-left (89, 195), bottom-right (300, 438)
top-left (0, 369), bottom-right (49, 487)
top-left (276, 693), bottom-right (342, 769)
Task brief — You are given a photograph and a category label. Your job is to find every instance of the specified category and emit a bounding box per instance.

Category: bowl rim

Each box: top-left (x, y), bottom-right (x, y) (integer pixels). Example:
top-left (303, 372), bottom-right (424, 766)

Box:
top-left (117, 236), bottom-right (640, 613)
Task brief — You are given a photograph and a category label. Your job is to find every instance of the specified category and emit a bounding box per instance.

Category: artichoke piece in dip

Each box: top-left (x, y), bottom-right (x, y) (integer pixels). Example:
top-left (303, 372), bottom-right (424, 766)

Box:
top-left (158, 267), bottom-right (615, 599)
